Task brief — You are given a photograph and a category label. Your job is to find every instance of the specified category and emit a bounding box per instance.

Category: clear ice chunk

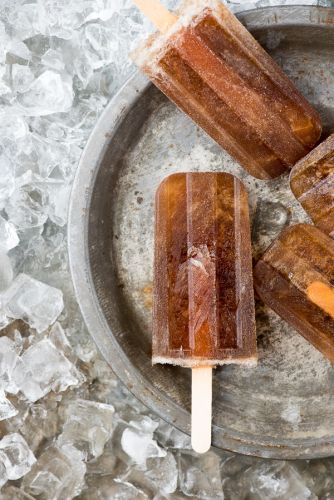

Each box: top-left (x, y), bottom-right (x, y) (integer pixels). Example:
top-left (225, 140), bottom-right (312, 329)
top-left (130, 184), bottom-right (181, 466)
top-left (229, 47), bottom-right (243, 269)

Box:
top-left (121, 416), bottom-right (166, 466)
top-left (5, 179), bottom-right (49, 229)
top-left (1, 274), bottom-right (64, 332)
top-left (248, 462), bottom-right (314, 500)
top-left (49, 322), bottom-right (72, 356)
top-left (0, 336), bottom-right (26, 394)
top-left (0, 452), bottom-right (9, 489)
top-left (8, 4), bottom-right (45, 41)
top-left (0, 311), bottom-right (11, 331)
top-left (16, 70), bottom-right (74, 116)
top-left (41, 49), bottom-right (65, 72)
top-left (156, 420), bottom-right (191, 449)
top-left (178, 451), bottom-right (223, 498)
top-left (0, 252), bottom-right (14, 292)
top-left (0, 433), bottom-right (36, 480)
top-left (19, 339), bottom-right (84, 402)
top-left (22, 444), bottom-right (86, 499)
top-left (58, 398), bottom-right (114, 459)
top-left (145, 452), bottom-right (178, 495)
top-left (7, 41), bottom-right (32, 61)
top-left (12, 65), bottom-right (35, 93)
top-left (82, 478), bottom-right (150, 499)
top-left (47, 182), bottom-right (71, 227)
top-left (0, 485), bottom-right (35, 499)
top-left (0, 66), bottom-right (11, 96)
top-left (0, 389), bottom-right (18, 421)
top-left (0, 215), bottom-right (20, 253)
top-left (0, 111), bottom-right (28, 141)
top-left (0, 155), bottom-right (15, 209)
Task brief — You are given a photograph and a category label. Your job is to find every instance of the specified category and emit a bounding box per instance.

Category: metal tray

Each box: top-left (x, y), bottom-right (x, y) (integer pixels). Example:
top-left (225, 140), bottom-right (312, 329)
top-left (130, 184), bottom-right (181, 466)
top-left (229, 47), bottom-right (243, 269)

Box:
top-left (68, 6), bottom-right (334, 459)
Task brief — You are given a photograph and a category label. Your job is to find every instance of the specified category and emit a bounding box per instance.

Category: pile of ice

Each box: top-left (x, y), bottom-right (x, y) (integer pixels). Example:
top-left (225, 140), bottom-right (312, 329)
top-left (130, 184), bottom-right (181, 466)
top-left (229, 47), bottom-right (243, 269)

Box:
top-left (0, 433), bottom-right (36, 487)
top-left (0, 0), bottom-right (333, 497)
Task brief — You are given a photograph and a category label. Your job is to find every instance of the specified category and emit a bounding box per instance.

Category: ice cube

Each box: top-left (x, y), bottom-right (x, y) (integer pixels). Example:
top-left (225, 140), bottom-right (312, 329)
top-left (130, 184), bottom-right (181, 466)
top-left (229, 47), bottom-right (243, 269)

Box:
top-left (178, 450), bottom-right (223, 498)
top-left (248, 462), bottom-right (314, 500)
top-left (156, 420), bottom-right (191, 450)
top-left (4, 395), bottom-right (60, 453)
top-left (0, 336), bottom-right (26, 394)
top-left (47, 182), bottom-right (71, 227)
top-left (0, 311), bottom-right (11, 331)
top-left (0, 111), bottom-right (28, 142)
top-left (0, 252), bottom-right (14, 291)
top-left (22, 444), bottom-right (86, 499)
top-left (0, 216), bottom-right (19, 253)
top-left (121, 416), bottom-right (166, 467)
top-left (58, 398), bottom-right (114, 459)
top-left (1, 274), bottom-right (64, 332)
top-left (144, 452), bottom-right (178, 495)
top-left (0, 389), bottom-right (18, 421)
top-left (115, 450), bottom-right (177, 497)
top-left (8, 4), bottom-right (45, 41)
top-left (84, 23), bottom-right (118, 70)
top-left (49, 322), bottom-right (72, 356)
top-left (0, 66), bottom-right (11, 96)
top-left (0, 452), bottom-right (9, 489)
top-left (0, 485), bottom-right (35, 499)
top-left (0, 21), bottom-right (10, 65)
top-left (12, 65), bottom-right (35, 93)
top-left (81, 478), bottom-right (149, 500)
top-left (298, 459), bottom-right (334, 498)
top-left (7, 41), bottom-right (32, 62)
top-left (41, 49), bottom-right (65, 72)
top-left (0, 433), bottom-right (36, 480)
top-left (19, 339), bottom-right (84, 402)
top-left (16, 70), bottom-right (74, 116)
top-left (5, 179), bottom-right (49, 229)
top-left (0, 155), bottom-right (15, 209)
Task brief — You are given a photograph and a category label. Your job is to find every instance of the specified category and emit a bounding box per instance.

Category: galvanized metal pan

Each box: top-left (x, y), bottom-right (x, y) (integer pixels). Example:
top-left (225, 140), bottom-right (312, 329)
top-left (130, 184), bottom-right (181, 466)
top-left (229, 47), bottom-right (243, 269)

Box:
top-left (68, 6), bottom-right (334, 459)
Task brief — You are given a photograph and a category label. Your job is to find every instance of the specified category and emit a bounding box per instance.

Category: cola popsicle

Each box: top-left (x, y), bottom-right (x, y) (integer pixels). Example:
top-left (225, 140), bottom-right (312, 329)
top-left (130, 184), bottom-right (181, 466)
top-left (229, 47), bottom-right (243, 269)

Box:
top-left (254, 224), bottom-right (334, 362)
top-left (132, 0), bottom-right (322, 180)
top-left (154, 172), bottom-right (257, 367)
top-left (290, 134), bottom-right (334, 238)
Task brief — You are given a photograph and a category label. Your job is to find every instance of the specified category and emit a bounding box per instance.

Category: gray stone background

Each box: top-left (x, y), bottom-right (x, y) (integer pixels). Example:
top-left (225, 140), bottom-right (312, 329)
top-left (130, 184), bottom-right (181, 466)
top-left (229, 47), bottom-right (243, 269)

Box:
top-left (0, 0), bottom-right (334, 498)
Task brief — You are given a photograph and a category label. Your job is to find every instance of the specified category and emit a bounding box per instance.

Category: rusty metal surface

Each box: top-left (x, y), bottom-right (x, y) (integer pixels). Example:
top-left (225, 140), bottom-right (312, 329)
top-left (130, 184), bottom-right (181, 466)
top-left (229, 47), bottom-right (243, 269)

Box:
top-left (68, 6), bottom-right (334, 459)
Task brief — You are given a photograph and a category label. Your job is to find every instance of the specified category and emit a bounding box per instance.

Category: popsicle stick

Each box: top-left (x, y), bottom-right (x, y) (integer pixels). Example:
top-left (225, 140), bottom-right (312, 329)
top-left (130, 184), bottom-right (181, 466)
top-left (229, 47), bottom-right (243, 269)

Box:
top-left (133, 0), bottom-right (177, 32)
top-left (191, 367), bottom-right (212, 454)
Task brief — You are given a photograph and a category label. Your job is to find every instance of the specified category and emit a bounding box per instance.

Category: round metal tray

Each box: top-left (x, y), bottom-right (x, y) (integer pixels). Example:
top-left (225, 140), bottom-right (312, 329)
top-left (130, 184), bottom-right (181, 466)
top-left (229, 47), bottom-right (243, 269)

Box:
top-left (68, 6), bottom-right (334, 459)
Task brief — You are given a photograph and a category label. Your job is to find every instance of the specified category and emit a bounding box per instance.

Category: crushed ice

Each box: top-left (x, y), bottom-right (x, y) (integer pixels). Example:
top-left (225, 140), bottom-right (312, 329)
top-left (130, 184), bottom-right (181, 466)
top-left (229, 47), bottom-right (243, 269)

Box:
top-left (0, 0), bottom-right (332, 497)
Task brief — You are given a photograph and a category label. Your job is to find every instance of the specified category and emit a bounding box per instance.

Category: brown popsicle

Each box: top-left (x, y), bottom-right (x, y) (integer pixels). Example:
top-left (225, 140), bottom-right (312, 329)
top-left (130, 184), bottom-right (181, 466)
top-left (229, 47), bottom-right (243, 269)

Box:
top-left (290, 134), bottom-right (334, 238)
top-left (153, 172), bottom-right (257, 367)
top-left (132, 0), bottom-right (322, 180)
top-left (154, 172), bottom-right (257, 453)
top-left (254, 224), bottom-right (334, 362)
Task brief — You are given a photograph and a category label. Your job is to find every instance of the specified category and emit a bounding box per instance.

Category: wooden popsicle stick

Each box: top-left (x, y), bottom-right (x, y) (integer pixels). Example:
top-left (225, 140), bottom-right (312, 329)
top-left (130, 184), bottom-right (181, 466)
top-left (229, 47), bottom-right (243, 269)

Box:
top-left (133, 0), bottom-right (177, 32)
top-left (191, 366), bottom-right (212, 454)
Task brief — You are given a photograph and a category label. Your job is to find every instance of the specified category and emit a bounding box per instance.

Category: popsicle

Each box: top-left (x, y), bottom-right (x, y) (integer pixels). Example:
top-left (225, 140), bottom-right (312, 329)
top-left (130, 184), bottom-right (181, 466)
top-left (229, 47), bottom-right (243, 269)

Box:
top-left (154, 172), bottom-right (257, 452)
top-left (290, 134), bottom-right (334, 238)
top-left (132, 0), bottom-right (322, 180)
top-left (254, 224), bottom-right (334, 362)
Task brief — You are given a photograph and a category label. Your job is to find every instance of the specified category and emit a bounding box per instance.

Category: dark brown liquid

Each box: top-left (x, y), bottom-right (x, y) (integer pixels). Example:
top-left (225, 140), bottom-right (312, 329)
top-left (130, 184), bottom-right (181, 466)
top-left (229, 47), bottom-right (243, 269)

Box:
top-left (254, 224), bottom-right (334, 362)
top-left (153, 172), bottom-right (257, 366)
top-left (138, 5), bottom-right (322, 179)
top-left (290, 134), bottom-right (334, 237)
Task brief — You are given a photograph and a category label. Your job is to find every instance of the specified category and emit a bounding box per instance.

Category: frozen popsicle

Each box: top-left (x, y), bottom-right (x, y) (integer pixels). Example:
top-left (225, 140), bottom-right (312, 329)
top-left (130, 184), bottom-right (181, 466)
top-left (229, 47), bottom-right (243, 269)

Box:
top-left (132, 0), bottom-right (322, 180)
top-left (154, 172), bottom-right (257, 452)
top-left (290, 134), bottom-right (334, 238)
top-left (254, 224), bottom-right (334, 362)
